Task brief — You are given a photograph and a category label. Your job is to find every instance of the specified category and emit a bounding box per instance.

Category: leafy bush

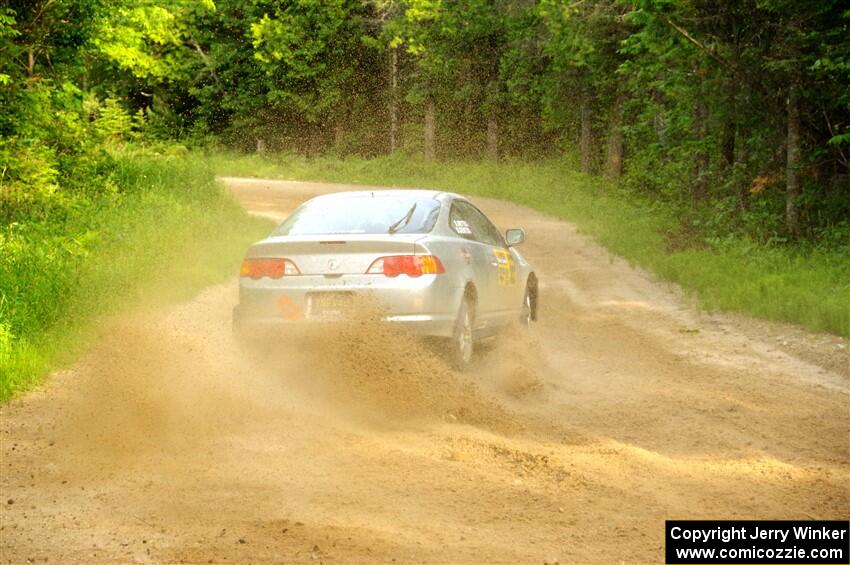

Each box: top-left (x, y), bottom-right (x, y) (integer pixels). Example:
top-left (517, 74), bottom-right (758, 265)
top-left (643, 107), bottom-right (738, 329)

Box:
top-left (0, 148), bottom-right (271, 399)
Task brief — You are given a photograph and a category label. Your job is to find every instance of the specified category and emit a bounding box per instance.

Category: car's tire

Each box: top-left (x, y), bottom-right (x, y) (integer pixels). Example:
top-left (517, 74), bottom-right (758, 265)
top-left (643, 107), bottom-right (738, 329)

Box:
top-left (520, 285), bottom-right (533, 327)
top-left (451, 297), bottom-right (475, 371)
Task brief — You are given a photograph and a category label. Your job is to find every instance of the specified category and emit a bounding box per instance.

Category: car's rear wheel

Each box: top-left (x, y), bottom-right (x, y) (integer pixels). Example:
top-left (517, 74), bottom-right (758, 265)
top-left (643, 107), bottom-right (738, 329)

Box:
top-left (451, 297), bottom-right (475, 370)
top-left (520, 276), bottom-right (537, 327)
top-left (520, 286), bottom-right (533, 327)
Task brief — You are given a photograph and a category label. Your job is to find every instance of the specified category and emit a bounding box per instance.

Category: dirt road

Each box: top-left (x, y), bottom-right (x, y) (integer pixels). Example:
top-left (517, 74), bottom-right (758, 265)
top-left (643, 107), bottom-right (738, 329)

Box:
top-left (2, 178), bottom-right (848, 564)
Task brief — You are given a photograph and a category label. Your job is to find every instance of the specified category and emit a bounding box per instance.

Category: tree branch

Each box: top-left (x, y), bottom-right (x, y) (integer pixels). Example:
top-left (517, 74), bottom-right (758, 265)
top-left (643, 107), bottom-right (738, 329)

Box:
top-left (823, 109), bottom-right (849, 168)
top-left (663, 17), bottom-right (728, 69)
top-left (187, 38), bottom-right (220, 86)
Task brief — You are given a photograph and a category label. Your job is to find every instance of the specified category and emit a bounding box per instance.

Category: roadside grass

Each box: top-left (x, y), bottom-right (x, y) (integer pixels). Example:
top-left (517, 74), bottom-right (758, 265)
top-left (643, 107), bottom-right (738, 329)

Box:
top-left (210, 151), bottom-right (849, 338)
top-left (0, 148), bottom-right (272, 400)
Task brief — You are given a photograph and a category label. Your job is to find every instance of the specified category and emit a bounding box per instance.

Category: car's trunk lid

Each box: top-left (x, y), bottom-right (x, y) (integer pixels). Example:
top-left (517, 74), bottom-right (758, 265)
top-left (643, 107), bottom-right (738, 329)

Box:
top-left (246, 234), bottom-right (429, 275)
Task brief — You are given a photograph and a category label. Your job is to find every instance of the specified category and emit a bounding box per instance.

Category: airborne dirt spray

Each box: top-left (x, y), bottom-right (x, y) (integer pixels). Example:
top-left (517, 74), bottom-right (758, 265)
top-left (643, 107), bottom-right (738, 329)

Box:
top-left (245, 297), bottom-right (526, 434)
top-left (54, 286), bottom-right (552, 481)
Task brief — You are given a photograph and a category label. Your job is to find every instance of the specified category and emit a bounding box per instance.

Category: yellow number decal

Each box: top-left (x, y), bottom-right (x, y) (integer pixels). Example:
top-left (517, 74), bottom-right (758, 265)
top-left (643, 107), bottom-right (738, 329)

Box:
top-left (493, 249), bottom-right (516, 287)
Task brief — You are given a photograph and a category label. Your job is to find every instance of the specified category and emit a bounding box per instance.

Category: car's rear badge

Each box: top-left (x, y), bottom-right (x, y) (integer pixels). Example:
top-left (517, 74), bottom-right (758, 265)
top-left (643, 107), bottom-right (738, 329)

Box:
top-left (327, 258), bottom-right (339, 271)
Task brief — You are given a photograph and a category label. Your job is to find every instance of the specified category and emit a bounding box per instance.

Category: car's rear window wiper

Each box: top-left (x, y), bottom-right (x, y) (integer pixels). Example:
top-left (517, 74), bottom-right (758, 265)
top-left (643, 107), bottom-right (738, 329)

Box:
top-left (388, 203), bottom-right (417, 233)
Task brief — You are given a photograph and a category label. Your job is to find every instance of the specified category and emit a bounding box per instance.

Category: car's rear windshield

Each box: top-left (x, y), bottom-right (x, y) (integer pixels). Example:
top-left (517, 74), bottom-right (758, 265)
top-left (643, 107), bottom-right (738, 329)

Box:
top-left (274, 195), bottom-right (441, 236)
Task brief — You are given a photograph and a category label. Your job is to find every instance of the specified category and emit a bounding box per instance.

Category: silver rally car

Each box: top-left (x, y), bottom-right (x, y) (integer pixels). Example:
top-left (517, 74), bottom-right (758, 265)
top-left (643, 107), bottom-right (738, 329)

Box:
top-left (233, 189), bottom-right (538, 368)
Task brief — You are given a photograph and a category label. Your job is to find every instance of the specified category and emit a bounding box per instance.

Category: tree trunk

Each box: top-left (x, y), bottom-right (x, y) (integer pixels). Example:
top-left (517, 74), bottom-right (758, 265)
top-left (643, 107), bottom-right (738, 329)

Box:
top-left (389, 48), bottom-right (398, 153)
top-left (651, 86), bottom-right (665, 140)
top-left (692, 98), bottom-right (708, 202)
top-left (785, 80), bottom-right (801, 235)
top-left (721, 62), bottom-right (739, 170)
top-left (256, 138), bottom-right (266, 154)
top-left (424, 98), bottom-right (436, 161)
top-left (737, 136), bottom-right (750, 212)
top-left (464, 65), bottom-right (473, 147)
top-left (723, 37), bottom-right (746, 171)
top-left (334, 122), bottom-right (344, 148)
top-left (486, 115), bottom-right (498, 160)
top-left (463, 58), bottom-right (476, 155)
top-left (580, 99), bottom-right (593, 175)
top-left (605, 96), bottom-right (625, 179)
top-left (27, 49), bottom-right (35, 77)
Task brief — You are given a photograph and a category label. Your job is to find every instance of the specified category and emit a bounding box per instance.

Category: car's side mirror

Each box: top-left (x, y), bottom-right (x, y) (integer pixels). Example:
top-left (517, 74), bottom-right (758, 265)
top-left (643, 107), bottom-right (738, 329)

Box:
top-left (505, 228), bottom-right (525, 246)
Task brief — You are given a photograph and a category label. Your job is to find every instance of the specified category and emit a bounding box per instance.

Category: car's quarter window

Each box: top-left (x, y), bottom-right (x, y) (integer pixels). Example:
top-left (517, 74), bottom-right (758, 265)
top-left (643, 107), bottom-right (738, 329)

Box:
top-left (449, 200), bottom-right (505, 247)
top-left (274, 195), bottom-right (441, 236)
top-left (449, 201), bottom-right (476, 241)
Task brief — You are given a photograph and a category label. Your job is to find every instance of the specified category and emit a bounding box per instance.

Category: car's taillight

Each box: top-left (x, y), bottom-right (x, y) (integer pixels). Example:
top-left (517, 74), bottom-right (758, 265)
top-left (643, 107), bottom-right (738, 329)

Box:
top-left (366, 255), bottom-right (445, 277)
top-left (240, 258), bottom-right (300, 279)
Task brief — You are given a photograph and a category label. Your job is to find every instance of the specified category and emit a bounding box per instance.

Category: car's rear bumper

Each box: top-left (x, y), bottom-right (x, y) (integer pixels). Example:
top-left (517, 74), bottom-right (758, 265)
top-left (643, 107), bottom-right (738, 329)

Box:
top-left (233, 306), bottom-right (456, 338)
top-left (235, 273), bottom-right (463, 338)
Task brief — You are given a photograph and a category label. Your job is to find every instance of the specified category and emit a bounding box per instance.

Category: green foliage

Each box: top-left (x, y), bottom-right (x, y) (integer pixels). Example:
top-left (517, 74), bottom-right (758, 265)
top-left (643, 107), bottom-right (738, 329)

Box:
top-left (94, 98), bottom-right (134, 143)
top-left (32, 0), bottom-right (837, 246)
top-left (0, 1), bottom-right (270, 399)
top-left (250, 0), bottom-right (374, 122)
top-left (616, 0), bottom-right (850, 240)
top-left (0, 149), bottom-right (271, 399)
top-left (537, 0), bottom-right (627, 128)
top-left (0, 138), bottom-right (60, 207)
top-left (95, 4), bottom-right (184, 79)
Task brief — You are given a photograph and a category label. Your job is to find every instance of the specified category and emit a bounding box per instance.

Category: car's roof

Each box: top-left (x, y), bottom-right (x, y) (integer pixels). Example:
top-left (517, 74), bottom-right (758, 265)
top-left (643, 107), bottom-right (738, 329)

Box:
top-left (306, 189), bottom-right (461, 203)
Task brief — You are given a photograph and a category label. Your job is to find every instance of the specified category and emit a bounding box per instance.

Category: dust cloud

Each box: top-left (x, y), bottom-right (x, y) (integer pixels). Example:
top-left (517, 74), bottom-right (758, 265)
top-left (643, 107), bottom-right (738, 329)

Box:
top-left (54, 290), bottom-right (547, 476)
